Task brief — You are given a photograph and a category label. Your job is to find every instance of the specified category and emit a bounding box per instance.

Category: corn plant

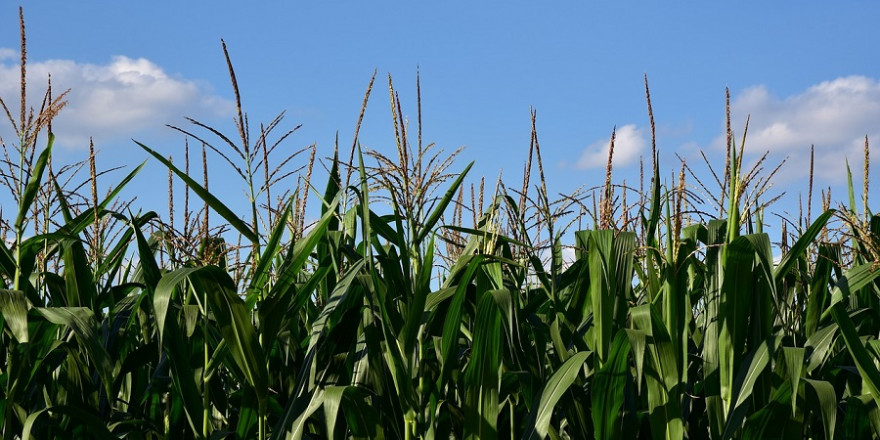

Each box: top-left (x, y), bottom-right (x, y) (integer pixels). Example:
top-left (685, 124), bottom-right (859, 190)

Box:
top-left (3, 10), bottom-right (880, 440)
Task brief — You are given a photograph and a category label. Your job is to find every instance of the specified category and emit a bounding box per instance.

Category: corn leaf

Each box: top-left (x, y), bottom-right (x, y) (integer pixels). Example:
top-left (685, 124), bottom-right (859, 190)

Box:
top-left (592, 330), bottom-right (631, 440)
top-left (522, 350), bottom-right (591, 440)
top-left (137, 140), bottom-right (258, 243)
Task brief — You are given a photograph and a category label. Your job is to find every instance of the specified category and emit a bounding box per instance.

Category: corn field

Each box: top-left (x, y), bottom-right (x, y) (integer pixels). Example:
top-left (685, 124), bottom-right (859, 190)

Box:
top-left (2, 11), bottom-right (880, 440)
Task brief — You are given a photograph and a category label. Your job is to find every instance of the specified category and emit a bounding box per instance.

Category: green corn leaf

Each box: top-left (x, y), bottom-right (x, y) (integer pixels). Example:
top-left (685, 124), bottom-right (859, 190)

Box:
top-left (323, 141), bottom-right (341, 214)
top-left (15, 134), bottom-right (53, 232)
top-left (721, 335), bottom-right (781, 440)
top-left (831, 301), bottom-right (880, 408)
top-left (632, 304), bottom-right (683, 440)
top-left (0, 238), bottom-right (15, 282)
top-left (490, 287), bottom-right (518, 362)
top-left (739, 382), bottom-right (797, 440)
top-left (160, 266), bottom-right (269, 412)
top-left (401, 234), bottom-right (434, 356)
top-left (549, 317), bottom-right (569, 363)
top-left (464, 290), bottom-right (503, 440)
top-left (781, 347), bottom-right (805, 413)
top-left (805, 320), bottom-right (839, 374)
top-left (825, 262), bottom-right (880, 316)
top-left (258, 264), bottom-right (330, 355)
top-left (440, 254), bottom-right (485, 383)
top-left (592, 331), bottom-right (631, 440)
top-left (365, 251), bottom-right (415, 414)
top-left (201, 266), bottom-right (268, 400)
top-left (322, 385), bottom-right (386, 440)
top-left (803, 378), bottom-right (837, 440)
top-left (323, 386), bottom-right (347, 440)
top-left (297, 259), bottom-right (366, 394)
top-left (34, 307), bottom-right (115, 400)
top-left (0, 289), bottom-right (28, 343)
top-left (805, 243), bottom-right (841, 338)
top-left (424, 285), bottom-right (457, 311)
top-left (624, 328), bottom-right (648, 392)
top-left (357, 146), bottom-right (372, 261)
top-left (247, 198), bottom-right (292, 302)
top-left (98, 211), bottom-right (157, 284)
top-left (718, 236), bottom-right (757, 414)
top-left (61, 237), bottom-right (97, 309)
top-left (774, 209), bottom-right (835, 281)
top-left (341, 387), bottom-right (385, 439)
top-left (54, 160), bottom-right (148, 237)
top-left (136, 140), bottom-right (258, 243)
top-left (522, 351), bottom-right (591, 440)
top-left (259, 194), bottom-right (338, 307)
top-left (272, 388), bottom-right (325, 440)
top-left (841, 394), bottom-right (880, 439)
top-left (22, 405), bottom-right (116, 440)
top-left (152, 266), bottom-right (191, 352)
top-left (586, 230), bottom-right (635, 364)
top-left (364, 210), bottom-right (405, 249)
top-left (414, 161), bottom-right (473, 247)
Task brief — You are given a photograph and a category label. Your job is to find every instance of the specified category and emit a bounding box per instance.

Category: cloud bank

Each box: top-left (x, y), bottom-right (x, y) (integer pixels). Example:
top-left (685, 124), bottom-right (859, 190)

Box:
top-left (0, 51), bottom-right (233, 148)
top-left (719, 76), bottom-right (880, 182)
top-left (575, 124), bottom-right (646, 169)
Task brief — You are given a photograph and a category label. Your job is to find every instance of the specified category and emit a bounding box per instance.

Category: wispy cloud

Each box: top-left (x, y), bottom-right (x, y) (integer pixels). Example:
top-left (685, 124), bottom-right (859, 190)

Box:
top-left (716, 75), bottom-right (880, 182)
top-left (575, 124), bottom-right (646, 169)
top-left (0, 52), bottom-right (233, 149)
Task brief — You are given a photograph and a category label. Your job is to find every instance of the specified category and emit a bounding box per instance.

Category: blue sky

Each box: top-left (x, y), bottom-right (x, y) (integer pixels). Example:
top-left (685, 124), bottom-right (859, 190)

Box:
top-left (2, 3), bottom-right (879, 238)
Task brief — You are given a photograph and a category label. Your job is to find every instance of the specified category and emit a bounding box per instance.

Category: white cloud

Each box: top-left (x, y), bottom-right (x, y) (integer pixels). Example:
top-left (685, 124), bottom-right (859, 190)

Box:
top-left (0, 51), bottom-right (234, 148)
top-left (716, 76), bottom-right (880, 182)
top-left (575, 124), bottom-right (646, 169)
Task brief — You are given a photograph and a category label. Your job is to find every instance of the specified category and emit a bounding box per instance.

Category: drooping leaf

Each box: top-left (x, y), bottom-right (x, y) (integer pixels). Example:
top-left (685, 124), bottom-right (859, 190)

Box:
top-left (803, 378), bottom-right (837, 440)
top-left (0, 289), bottom-right (29, 343)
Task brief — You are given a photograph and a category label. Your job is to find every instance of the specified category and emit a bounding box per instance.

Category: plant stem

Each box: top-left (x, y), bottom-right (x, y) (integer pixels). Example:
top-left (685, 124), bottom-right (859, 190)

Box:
top-left (13, 132), bottom-right (25, 292)
top-left (202, 280), bottom-right (210, 438)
